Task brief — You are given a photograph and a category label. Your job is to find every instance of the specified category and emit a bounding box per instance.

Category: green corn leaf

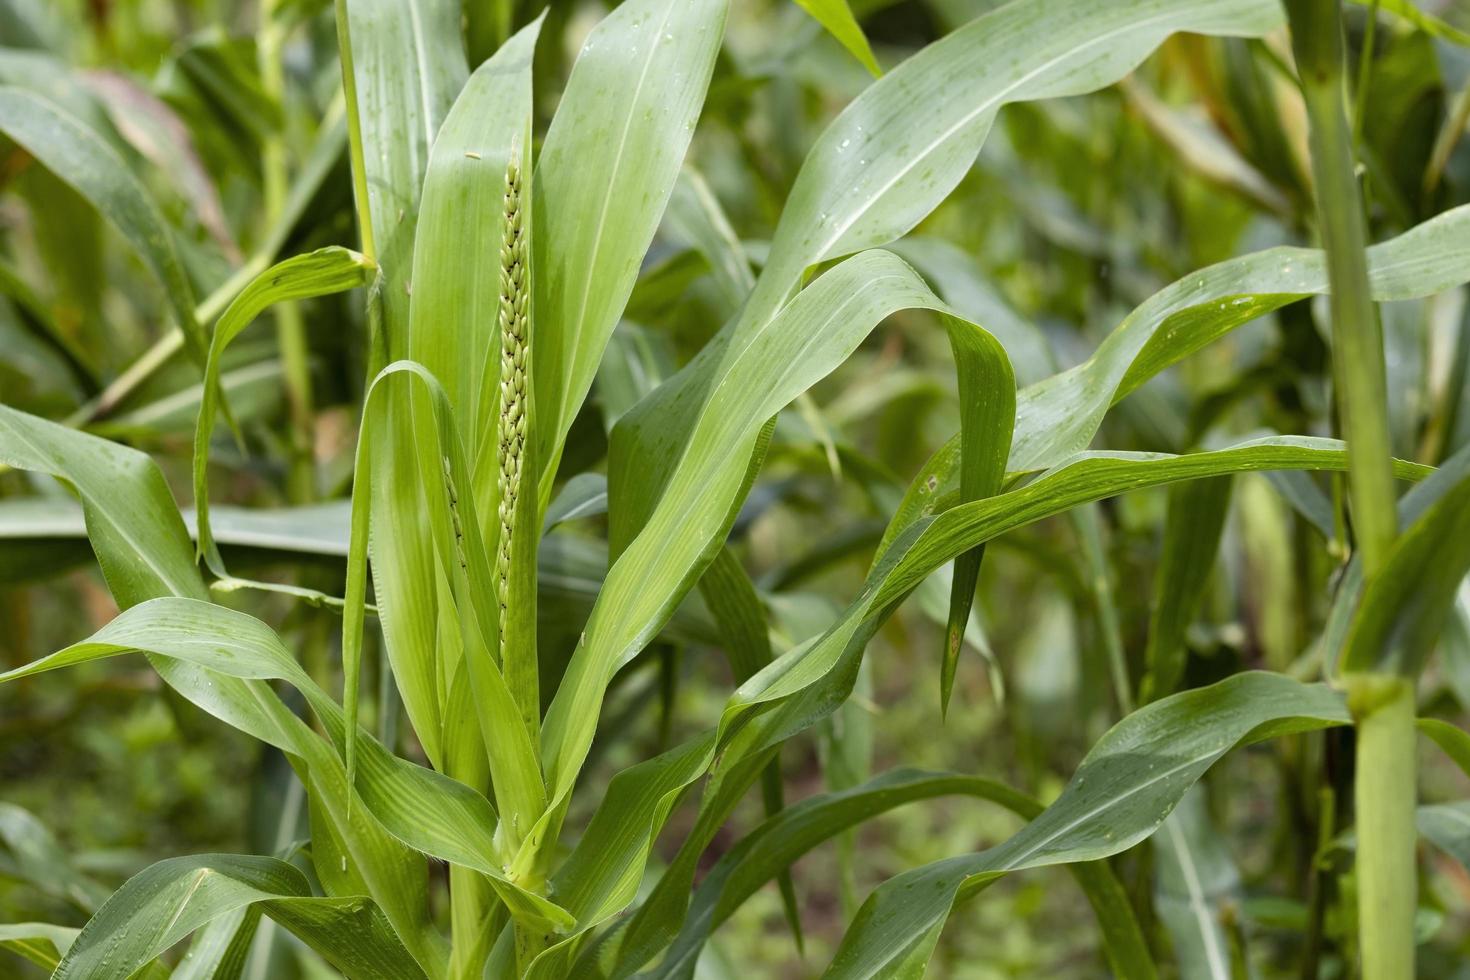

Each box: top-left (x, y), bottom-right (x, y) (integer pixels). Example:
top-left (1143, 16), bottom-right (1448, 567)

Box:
top-left (51, 854), bottom-right (424, 980)
top-left (892, 205), bottom-right (1470, 528)
top-left (0, 496), bottom-right (725, 648)
top-left (1154, 787), bottom-right (1247, 980)
top-left (543, 474), bottom-right (609, 531)
top-left (638, 768), bottom-right (1154, 980)
top-left (170, 907), bottom-right (261, 980)
top-left (1339, 466), bottom-right (1470, 677)
top-left (820, 673), bottom-right (1348, 978)
top-left (758, 0), bottom-right (1279, 310)
top-left (410, 15), bottom-right (538, 450)
top-left (1420, 718), bottom-right (1470, 777)
top-left (538, 250), bottom-right (1011, 868)
top-left (0, 922), bottom-right (78, 972)
top-left (0, 87), bottom-right (205, 363)
top-left (792, 0), bottom-right (880, 76)
top-left (342, 362), bottom-right (546, 862)
top-left (532, 0), bottom-right (728, 499)
top-left (1142, 478), bottom-right (1233, 702)
top-left (610, 0), bottom-right (1290, 627)
top-left (664, 167), bottom-right (755, 308)
top-left (0, 403), bottom-right (208, 606)
top-left (403, 18), bottom-right (545, 773)
top-left (536, 435), bottom-right (1422, 974)
top-left (335, 0), bottom-right (466, 781)
top-left (0, 595), bottom-right (571, 934)
top-left (192, 246), bottom-right (375, 572)
top-left (334, 0), bottom-right (464, 337)
top-left (1318, 445), bottom-right (1470, 677)
top-left (890, 237), bottom-right (1056, 386)
top-left (0, 376), bottom-right (442, 977)
top-left (866, 440), bottom-right (1425, 617)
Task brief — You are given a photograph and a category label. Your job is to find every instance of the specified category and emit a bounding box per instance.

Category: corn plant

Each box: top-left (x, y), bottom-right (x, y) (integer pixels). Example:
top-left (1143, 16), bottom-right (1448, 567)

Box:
top-left (3, 0), bottom-right (1470, 977)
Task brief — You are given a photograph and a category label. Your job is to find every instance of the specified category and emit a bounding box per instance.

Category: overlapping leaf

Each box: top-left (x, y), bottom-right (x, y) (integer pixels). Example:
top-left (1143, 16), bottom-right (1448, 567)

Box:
top-left (52, 854), bottom-right (423, 980)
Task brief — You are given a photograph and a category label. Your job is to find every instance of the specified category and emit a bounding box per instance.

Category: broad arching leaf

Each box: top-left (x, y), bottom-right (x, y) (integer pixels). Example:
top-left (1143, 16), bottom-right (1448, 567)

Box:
top-left (52, 854), bottom-right (424, 980)
top-left (820, 673), bottom-right (1348, 978)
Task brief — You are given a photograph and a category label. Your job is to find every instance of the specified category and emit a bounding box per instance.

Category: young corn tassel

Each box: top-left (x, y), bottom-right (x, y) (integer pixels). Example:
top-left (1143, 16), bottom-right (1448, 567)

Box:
top-left (496, 157), bottom-right (528, 653)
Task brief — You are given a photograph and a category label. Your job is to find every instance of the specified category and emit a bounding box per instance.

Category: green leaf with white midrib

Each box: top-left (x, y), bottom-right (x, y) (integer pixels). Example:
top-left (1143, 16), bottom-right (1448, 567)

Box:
top-left (1154, 787), bottom-right (1245, 980)
top-left (639, 768), bottom-right (1154, 980)
top-left (760, 0), bottom-right (1280, 310)
top-left (534, 436), bottom-right (1425, 976)
top-left (0, 405), bottom-right (208, 605)
top-left (613, 0), bottom-right (1287, 552)
top-left (0, 405), bottom-right (445, 972)
top-left (51, 854), bottom-right (424, 980)
top-left (531, 0), bottom-right (729, 502)
top-left (0, 922), bottom-right (78, 972)
top-left (192, 246), bottom-right (375, 575)
top-left (341, 363), bottom-right (547, 867)
top-left (0, 595), bottom-right (570, 933)
top-left (408, 16), bottom-right (539, 507)
top-left (537, 251), bottom-right (1008, 838)
top-left (910, 205), bottom-right (1470, 510)
top-left (386, 15), bottom-right (540, 812)
top-left (820, 673), bottom-right (1348, 978)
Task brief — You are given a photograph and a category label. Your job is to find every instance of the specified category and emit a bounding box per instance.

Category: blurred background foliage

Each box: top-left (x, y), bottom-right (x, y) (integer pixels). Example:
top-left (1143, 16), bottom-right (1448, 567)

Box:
top-left (3, 0), bottom-right (1470, 975)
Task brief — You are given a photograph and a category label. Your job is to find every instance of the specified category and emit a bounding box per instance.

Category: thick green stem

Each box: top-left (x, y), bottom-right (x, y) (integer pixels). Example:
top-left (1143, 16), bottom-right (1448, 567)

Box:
top-left (1348, 675), bottom-right (1416, 980)
top-left (1286, 0), bottom-right (1398, 578)
top-left (1284, 2), bottom-right (1411, 976)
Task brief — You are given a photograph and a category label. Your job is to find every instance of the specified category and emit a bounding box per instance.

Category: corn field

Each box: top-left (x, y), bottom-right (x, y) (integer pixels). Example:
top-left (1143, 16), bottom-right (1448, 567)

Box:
top-left (2, 0), bottom-right (1470, 976)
